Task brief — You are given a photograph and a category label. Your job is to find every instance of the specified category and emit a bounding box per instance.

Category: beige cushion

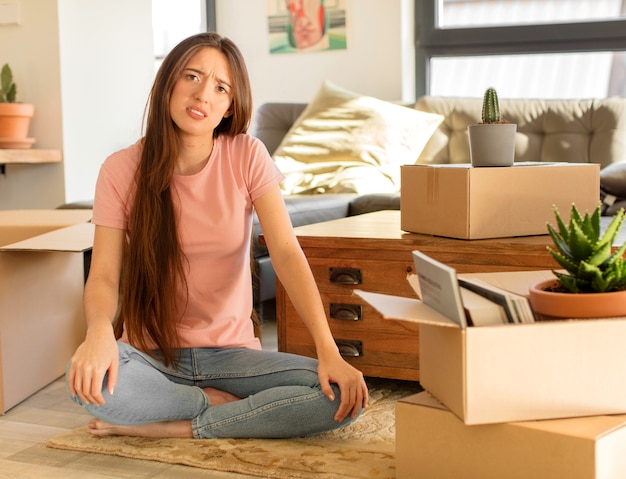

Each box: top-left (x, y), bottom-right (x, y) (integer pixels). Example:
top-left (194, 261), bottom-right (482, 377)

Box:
top-left (273, 81), bottom-right (444, 195)
top-left (415, 96), bottom-right (626, 168)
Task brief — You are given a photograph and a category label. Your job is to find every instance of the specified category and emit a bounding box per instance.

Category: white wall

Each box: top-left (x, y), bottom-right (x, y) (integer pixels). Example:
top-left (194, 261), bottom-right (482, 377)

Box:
top-left (57, 0), bottom-right (155, 203)
top-left (216, 0), bottom-right (415, 110)
top-left (0, 0), bottom-right (154, 208)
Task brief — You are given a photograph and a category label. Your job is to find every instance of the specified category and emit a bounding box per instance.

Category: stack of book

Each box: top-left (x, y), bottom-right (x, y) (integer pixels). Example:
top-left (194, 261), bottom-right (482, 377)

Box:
top-left (410, 250), bottom-right (535, 327)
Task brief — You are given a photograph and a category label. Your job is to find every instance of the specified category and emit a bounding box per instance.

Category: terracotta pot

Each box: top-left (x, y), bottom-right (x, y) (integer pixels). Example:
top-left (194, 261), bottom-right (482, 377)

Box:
top-left (468, 123), bottom-right (517, 167)
top-left (528, 279), bottom-right (626, 319)
top-left (0, 102), bottom-right (35, 149)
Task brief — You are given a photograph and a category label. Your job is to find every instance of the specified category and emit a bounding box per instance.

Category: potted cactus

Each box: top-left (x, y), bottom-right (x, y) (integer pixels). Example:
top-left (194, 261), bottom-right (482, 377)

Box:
top-left (467, 87), bottom-right (516, 167)
top-left (528, 203), bottom-right (626, 319)
top-left (0, 63), bottom-right (35, 148)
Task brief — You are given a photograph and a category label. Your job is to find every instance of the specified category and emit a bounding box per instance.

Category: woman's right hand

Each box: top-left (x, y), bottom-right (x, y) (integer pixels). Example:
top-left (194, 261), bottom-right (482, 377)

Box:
top-left (68, 225), bottom-right (125, 406)
top-left (67, 321), bottom-right (119, 406)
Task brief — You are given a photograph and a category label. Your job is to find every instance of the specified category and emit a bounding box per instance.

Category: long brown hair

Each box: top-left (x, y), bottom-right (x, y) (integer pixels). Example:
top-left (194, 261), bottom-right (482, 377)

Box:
top-left (115, 33), bottom-right (253, 366)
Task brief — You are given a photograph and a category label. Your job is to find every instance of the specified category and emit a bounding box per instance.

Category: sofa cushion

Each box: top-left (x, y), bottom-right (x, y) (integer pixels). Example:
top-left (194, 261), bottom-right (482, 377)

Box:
top-left (252, 103), bottom-right (307, 155)
top-left (272, 81), bottom-right (444, 195)
top-left (600, 161), bottom-right (626, 215)
top-left (600, 161), bottom-right (626, 197)
top-left (415, 96), bottom-right (626, 168)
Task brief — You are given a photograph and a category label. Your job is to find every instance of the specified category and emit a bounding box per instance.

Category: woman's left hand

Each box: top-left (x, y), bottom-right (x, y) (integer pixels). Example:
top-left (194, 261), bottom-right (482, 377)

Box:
top-left (316, 349), bottom-right (369, 422)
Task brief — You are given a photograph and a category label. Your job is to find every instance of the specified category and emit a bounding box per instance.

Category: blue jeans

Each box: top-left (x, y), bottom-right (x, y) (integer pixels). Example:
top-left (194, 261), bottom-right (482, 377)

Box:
top-left (67, 341), bottom-right (361, 439)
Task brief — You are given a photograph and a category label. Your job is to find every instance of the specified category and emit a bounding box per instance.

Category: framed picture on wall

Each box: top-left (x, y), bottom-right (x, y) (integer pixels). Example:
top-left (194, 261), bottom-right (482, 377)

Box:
top-left (267, 0), bottom-right (348, 54)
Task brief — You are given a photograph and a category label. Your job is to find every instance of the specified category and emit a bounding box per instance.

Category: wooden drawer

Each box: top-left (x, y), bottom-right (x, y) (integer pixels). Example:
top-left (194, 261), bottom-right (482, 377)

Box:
top-left (307, 258), bottom-right (416, 297)
top-left (283, 292), bottom-right (420, 381)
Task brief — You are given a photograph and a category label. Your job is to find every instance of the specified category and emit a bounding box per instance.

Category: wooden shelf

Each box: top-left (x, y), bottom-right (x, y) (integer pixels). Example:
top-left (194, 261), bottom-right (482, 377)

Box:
top-left (0, 149), bottom-right (61, 164)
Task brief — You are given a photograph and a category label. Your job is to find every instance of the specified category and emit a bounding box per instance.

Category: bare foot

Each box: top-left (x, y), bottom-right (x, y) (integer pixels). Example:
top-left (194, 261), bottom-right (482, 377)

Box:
top-left (85, 388), bottom-right (240, 438)
top-left (203, 387), bottom-right (241, 406)
top-left (87, 418), bottom-right (193, 438)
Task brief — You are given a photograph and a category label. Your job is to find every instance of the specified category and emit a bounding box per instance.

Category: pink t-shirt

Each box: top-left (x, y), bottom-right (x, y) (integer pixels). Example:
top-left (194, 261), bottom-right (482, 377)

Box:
top-left (92, 134), bottom-right (284, 351)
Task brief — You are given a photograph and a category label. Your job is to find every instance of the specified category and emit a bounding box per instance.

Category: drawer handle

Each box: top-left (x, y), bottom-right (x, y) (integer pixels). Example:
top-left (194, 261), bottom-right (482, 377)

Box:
top-left (329, 267), bottom-right (362, 285)
top-left (335, 339), bottom-right (363, 357)
top-left (330, 303), bottom-right (362, 321)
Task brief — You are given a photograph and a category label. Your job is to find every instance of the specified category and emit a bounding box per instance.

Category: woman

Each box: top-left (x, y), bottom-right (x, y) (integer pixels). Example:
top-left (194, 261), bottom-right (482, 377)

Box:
top-left (66, 32), bottom-right (368, 439)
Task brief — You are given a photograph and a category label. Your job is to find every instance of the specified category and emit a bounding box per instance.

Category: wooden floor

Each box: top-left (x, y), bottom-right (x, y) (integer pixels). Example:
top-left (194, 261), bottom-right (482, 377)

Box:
top-left (0, 315), bottom-right (278, 479)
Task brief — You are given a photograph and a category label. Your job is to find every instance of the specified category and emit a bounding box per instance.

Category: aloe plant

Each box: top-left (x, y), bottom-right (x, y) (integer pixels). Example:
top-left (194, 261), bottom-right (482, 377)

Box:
top-left (481, 87), bottom-right (502, 124)
top-left (547, 203), bottom-right (626, 293)
top-left (0, 63), bottom-right (17, 102)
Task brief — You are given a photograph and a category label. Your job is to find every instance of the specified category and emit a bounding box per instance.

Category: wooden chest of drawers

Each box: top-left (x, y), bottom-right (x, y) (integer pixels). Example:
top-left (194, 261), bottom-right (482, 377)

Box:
top-left (272, 210), bottom-right (560, 381)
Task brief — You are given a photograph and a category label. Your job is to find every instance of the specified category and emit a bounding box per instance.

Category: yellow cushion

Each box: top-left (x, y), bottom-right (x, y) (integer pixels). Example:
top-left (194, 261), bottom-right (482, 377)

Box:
top-left (273, 81), bottom-right (444, 195)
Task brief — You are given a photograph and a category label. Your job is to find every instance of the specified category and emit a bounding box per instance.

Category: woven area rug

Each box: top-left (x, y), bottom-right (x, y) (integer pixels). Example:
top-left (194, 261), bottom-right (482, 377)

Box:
top-left (47, 378), bottom-right (420, 479)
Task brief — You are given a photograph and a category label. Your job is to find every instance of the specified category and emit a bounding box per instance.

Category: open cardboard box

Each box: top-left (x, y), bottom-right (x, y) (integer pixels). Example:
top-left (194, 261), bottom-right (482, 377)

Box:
top-left (400, 162), bottom-right (599, 239)
top-left (356, 269), bottom-right (626, 425)
top-left (0, 212), bottom-right (93, 413)
top-left (0, 209), bottom-right (93, 246)
top-left (396, 391), bottom-right (626, 479)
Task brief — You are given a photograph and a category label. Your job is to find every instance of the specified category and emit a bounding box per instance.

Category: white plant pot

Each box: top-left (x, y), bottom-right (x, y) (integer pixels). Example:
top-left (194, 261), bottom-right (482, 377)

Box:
top-left (468, 123), bottom-right (517, 167)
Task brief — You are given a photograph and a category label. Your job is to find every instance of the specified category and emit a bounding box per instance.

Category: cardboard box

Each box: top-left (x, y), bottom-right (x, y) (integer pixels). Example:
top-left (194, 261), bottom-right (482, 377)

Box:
top-left (396, 392), bottom-right (626, 479)
top-left (0, 214), bottom-right (93, 413)
top-left (400, 162), bottom-right (600, 239)
top-left (0, 209), bottom-right (93, 247)
top-left (356, 270), bottom-right (626, 425)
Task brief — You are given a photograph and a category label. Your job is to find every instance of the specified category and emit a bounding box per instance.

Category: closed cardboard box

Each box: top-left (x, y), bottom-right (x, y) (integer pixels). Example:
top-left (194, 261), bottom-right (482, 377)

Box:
top-left (400, 162), bottom-right (600, 239)
top-left (0, 214), bottom-right (93, 413)
top-left (396, 392), bottom-right (626, 479)
top-left (356, 270), bottom-right (626, 425)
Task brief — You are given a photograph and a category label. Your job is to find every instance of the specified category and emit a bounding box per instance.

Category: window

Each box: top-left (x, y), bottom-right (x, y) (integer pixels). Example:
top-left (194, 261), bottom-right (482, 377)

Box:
top-left (438, 0), bottom-right (625, 28)
top-left (416, 0), bottom-right (626, 98)
top-left (152, 0), bottom-right (207, 72)
top-left (430, 51), bottom-right (626, 99)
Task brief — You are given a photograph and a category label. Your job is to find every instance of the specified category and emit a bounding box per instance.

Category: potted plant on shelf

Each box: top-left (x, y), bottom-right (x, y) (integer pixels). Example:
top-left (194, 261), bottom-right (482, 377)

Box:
top-left (528, 203), bottom-right (626, 319)
top-left (0, 63), bottom-right (35, 149)
top-left (467, 87), bottom-right (516, 167)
